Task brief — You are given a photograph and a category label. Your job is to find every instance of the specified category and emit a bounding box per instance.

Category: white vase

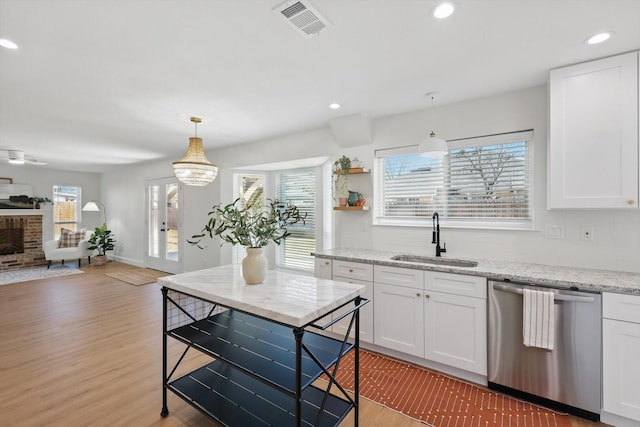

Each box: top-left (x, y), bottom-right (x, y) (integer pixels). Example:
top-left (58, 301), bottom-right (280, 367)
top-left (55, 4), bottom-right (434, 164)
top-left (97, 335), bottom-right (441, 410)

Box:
top-left (241, 247), bottom-right (267, 285)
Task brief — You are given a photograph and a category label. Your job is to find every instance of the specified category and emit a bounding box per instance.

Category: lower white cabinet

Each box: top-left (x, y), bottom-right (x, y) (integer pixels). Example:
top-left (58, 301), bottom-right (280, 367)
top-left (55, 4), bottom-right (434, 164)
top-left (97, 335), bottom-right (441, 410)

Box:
top-left (373, 266), bottom-right (487, 375)
top-left (314, 257), bottom-right (332, 279)
top-left (603, 293), bottom-right (640, 423)
top-left (424, 289), bottom-right (487, 375)
top-left (374, 282), bottom-right (424, 356)
top-left (331, 260), bottom-right (374, 344)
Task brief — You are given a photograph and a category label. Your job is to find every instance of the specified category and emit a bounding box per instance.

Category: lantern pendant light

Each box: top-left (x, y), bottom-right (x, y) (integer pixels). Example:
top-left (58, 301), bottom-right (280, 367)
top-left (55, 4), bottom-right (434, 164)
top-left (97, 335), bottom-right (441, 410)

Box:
top-left (418, 93), bottom-right (449, 157)
top-left (173, 117), bottom-right (219, 186)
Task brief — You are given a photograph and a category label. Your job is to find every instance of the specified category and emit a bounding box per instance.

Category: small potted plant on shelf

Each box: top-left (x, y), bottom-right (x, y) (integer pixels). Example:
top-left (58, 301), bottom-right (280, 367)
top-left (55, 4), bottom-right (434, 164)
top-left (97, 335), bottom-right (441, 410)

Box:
top-left (32, 196), bottom-right (52, 209)
top-left (334, 155), bottom-right (352, 175)
top-left (88, 223), bottom-right (116, 265)
top-left (188, 198), bottom-right (306, 284)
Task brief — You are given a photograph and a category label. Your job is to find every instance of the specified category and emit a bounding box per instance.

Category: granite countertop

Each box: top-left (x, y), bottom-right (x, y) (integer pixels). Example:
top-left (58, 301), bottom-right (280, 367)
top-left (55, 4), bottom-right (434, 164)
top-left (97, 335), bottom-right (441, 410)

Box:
top-left (314, 248), bottom-right (640, 295)
top-left (158, 264), bottom-right (365, 327)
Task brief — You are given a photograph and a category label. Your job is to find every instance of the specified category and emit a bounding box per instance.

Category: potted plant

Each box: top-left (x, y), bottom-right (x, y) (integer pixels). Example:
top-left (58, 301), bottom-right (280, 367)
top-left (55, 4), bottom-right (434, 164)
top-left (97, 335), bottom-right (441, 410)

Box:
top-left (333, 155), bottom-right (352, 206)
top-left (88, 223), bottom-right (116, 265)
top-left (32, 196), bottom-right (52, 209)
top-left (188, 198), bottom-right (306, 284)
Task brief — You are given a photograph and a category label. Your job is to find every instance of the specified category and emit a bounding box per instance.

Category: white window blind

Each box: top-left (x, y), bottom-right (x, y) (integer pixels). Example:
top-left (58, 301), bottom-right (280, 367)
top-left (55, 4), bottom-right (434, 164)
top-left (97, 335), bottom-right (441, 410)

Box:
top-left (232, 174), bottom-right (265, 264)
top-left (375, 130), bottom-right (533, 228)
top-left (276, 170), bottom-right (316, 271)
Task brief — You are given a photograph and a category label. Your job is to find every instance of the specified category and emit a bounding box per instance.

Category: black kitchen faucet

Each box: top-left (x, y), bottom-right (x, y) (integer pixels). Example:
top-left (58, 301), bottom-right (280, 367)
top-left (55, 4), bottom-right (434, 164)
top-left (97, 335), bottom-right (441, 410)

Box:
top-left (432, 212), bottom-right (446, 257)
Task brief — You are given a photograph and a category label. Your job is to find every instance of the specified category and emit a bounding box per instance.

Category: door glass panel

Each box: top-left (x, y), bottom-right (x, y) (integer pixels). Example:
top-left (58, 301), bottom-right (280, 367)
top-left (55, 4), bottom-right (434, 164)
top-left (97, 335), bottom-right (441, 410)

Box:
top-left (165, 183), bottom-right (179, 261)
top-left (148, 185), bottom-right (160, 258)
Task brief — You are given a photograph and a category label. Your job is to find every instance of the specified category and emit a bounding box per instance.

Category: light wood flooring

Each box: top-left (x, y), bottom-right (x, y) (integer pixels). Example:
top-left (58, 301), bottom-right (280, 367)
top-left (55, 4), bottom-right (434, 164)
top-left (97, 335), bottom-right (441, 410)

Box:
top-left (0, 262), bottom-right (607, 427)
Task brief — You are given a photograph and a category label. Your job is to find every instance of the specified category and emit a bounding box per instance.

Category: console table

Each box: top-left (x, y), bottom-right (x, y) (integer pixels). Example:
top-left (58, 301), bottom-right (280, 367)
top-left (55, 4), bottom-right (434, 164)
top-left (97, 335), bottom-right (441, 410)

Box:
top-left (159, 264), bottom-right (368, 427)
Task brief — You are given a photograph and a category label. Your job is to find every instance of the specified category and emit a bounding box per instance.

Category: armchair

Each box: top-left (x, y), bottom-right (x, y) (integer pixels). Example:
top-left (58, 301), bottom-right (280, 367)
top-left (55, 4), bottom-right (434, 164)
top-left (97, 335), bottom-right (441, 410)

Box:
top-left (43, 230), bottom-right (93, 268)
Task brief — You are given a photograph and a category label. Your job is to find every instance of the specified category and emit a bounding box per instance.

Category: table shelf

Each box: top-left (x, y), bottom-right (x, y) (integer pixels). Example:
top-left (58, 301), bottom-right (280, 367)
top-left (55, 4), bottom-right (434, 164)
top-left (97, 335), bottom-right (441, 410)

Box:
top-left (168, 309), bottom-right (354, 393)
top-left (169, 359), bottom-right (352, 427)
top-left (161, 277), bottom-right (365, 427)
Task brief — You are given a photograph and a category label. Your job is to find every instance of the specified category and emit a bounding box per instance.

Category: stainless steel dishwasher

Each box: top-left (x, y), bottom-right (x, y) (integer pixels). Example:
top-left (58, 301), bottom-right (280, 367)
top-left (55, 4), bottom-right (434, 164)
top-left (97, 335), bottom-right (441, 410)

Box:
top-left (488, 280), bottom-right (601, 421)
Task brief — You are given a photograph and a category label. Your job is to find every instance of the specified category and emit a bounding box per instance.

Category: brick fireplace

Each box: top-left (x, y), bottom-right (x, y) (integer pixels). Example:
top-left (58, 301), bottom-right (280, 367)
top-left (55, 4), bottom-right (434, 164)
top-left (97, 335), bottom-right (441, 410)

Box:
top-left (0, 213), bottom-right (46, 271)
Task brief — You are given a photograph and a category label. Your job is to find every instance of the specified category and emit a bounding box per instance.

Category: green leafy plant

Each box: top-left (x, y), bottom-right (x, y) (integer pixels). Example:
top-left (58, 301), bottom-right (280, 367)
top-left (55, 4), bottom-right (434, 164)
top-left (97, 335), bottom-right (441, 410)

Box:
top-left (334, 155), bottom-right (352, 175)
top-left (188, 198), bottom-right (307, 249)
top-left (88, 224), bottom-right (116, 256)
top-left (32, 197), bottom-right (52, 204)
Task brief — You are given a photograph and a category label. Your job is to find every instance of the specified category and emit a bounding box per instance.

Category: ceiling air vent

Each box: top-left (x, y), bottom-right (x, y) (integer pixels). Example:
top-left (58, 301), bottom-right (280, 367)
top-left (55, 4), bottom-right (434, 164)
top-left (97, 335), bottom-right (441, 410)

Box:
top-left (273, 0), bottom-right (331, 38)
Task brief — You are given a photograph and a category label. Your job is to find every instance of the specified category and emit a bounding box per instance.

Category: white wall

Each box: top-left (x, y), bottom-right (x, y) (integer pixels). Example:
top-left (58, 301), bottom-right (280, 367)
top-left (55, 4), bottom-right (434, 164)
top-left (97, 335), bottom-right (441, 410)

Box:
top-left (0, 165), bottom-right (100, 240)
top-left (17, 84), bottom-right (639, 275)
top-left (333, 85), bottom-right (640, 273)
top-left (100, 159), bottom-right (220, 271)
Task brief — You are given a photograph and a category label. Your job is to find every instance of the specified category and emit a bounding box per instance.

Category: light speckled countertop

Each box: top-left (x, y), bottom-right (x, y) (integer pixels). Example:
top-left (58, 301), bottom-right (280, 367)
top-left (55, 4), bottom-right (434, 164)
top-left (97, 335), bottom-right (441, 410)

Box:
top-left (314, 248), bottom-right (640, 295)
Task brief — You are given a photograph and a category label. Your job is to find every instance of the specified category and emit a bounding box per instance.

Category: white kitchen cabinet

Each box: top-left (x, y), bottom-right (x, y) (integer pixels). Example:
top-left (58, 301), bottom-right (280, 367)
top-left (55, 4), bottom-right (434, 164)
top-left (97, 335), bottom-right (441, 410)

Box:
top-left (602, 293), bottom-right (640, 424)
top-left (374, 282), bottom-right (424, 357)
top-left (373, 265), bottom-right (424, 356)
top-left (374, 266), bottom-right (487, 374)
top-left (424, 290), bottom-right (486, 375)
top-left (548, 51), bottom-right (639, 209)
top-left (314, 257), bottom-right (332, 279)
top-left (331, 260), bottom-right (374, 343)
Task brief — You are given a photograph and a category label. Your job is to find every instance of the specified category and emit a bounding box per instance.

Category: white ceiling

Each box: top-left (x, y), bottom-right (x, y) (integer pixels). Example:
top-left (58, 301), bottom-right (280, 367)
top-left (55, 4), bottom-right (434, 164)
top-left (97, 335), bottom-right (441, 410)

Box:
top-left (1, 0), bottom-right (639, 173)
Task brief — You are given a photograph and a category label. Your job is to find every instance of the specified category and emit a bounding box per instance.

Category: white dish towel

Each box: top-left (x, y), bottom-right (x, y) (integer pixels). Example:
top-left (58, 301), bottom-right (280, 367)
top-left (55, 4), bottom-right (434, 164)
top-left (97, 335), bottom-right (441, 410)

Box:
top-left (522, 288), bottom-right (555, 350)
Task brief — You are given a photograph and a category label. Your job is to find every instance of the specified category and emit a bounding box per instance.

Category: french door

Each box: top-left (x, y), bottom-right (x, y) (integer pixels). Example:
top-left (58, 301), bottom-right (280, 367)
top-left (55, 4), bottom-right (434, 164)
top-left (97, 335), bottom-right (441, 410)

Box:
top-left (144, 178), bottom-right (182, 273)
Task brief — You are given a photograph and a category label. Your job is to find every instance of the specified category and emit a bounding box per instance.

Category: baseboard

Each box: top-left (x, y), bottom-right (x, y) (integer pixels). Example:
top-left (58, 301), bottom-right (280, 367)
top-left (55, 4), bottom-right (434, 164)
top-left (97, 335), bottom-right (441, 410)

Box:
top-left (112, 255), bottom-right (144, 268)
top-left (601, 410), bottom-right (640, 427)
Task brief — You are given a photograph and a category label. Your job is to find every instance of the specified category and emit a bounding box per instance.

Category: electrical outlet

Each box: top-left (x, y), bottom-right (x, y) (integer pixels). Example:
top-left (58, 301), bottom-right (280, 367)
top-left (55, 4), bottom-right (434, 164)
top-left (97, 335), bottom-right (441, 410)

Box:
top-left (545, 225), bottom-right (564, 239)
top-left (581, 226), bottom-right (594, 241)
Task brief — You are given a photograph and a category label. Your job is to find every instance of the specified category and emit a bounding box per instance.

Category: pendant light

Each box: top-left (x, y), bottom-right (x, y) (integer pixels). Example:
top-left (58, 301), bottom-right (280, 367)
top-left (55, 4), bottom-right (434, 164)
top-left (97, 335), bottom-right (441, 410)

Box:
top-left (173, 117), bottom-right (219, 186)
top-left (418, 93), bottom-right (448, 158)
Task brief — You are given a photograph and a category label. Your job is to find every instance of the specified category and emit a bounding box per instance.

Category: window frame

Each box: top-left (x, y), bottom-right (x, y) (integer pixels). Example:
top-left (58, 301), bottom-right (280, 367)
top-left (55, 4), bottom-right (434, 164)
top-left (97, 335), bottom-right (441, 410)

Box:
top-left (52, 185), bottom-right (82, 239)
top-left (373, 130), bottom-right (534, 230)
top-left (275, 168), bottom-right (316, 272)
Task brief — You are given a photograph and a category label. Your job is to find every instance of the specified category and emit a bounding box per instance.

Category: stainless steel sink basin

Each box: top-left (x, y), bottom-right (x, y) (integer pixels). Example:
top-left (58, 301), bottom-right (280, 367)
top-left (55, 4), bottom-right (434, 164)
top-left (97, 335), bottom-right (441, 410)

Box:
top-left (390, 255), bottom-right (478, 268)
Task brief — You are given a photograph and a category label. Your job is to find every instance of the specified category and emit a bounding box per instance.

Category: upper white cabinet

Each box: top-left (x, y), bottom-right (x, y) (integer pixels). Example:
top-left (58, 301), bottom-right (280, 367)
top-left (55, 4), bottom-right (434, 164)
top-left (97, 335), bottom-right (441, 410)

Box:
top-left (549, 51), bottom-right (639, 208)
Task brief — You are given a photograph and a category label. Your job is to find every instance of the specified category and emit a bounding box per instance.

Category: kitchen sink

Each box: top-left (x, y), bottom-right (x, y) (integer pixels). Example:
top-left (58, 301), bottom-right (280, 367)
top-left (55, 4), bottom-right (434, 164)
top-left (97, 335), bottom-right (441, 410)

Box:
top-left (390, 255), bottom-right (478, 268)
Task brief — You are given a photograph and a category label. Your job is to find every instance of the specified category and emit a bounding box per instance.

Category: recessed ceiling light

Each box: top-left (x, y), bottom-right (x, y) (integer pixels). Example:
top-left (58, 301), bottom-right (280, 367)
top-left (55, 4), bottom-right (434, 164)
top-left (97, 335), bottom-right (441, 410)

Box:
top-left (586, 32), bottom-right (612, 45)
top-left (0, 38), bottom-right (19, 50)
top-left (329, 103), bottom-right (341, 110)
top-left (432, 2), bottom-right (455, 19)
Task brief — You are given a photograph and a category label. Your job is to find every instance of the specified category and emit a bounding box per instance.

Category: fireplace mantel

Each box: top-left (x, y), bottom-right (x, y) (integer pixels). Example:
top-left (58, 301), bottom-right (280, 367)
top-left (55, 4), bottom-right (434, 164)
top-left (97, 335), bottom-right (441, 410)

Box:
top-left (0, 210), bottom-right (44, 216)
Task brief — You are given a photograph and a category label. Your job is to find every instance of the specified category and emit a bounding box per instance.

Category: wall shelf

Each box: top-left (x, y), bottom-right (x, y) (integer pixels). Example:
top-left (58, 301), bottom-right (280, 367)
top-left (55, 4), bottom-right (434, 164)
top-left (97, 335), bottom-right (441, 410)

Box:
top-left (333, 168), bottom-right (370, 175)
top-left (333, 206), bottom-right (370, 211)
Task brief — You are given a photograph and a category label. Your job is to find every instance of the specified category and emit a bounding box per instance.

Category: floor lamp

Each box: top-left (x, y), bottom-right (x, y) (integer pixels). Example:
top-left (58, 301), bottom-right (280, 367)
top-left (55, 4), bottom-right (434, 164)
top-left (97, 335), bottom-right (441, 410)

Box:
top-left (82, 200), bottom-right (107, 225)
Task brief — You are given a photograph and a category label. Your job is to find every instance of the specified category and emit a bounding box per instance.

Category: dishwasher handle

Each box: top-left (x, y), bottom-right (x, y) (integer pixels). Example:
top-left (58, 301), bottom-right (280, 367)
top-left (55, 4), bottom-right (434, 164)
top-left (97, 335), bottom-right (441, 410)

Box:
top-left (491, 282), bottom-right (595, 303)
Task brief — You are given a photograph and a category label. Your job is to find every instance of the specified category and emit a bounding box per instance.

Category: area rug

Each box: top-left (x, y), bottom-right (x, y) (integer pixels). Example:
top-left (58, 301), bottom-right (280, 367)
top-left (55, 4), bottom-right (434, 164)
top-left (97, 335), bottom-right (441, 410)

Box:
top-left (0, 265), bottom-right (84, 286)
top-left (105, 267), bottom-right (169, 286)
top-left (332, 350), bottom-right (571, 427)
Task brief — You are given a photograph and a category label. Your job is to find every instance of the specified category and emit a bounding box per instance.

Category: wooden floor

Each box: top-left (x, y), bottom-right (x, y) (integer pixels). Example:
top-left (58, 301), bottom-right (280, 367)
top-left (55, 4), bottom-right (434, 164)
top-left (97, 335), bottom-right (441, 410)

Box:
top-left (0, 262), bottom-right (606, 427)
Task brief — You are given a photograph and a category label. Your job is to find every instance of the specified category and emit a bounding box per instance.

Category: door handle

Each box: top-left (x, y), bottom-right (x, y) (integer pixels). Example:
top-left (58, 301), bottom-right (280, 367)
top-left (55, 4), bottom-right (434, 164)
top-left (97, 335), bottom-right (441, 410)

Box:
top-left (491, 282), bottom-right (595, 303)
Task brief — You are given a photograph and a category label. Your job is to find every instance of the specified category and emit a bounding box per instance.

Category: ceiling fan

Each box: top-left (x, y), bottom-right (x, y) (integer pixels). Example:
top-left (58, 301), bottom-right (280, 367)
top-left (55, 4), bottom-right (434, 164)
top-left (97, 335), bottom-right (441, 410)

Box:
top-left (2, 149), bottom-right (47, 165)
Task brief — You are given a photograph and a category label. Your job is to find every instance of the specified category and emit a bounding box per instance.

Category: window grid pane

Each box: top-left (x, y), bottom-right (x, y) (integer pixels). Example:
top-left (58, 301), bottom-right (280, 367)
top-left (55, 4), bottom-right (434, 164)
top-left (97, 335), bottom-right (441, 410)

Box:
top-left (276, 170), bottom-right (315, 271)
top-left (376, 132), bottom-right (531, 224)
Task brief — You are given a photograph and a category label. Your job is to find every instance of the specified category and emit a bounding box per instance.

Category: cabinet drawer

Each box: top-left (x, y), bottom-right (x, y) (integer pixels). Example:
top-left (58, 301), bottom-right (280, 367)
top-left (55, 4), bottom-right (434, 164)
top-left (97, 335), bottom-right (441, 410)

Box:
top-left (332, 260), bottom-right (373, 282)
top-left (425, 271), bottom-right (486, 299)
top-left (374, 265), bottom-right (424, 289)
top-left (603, 293), bottom-right (640, 323)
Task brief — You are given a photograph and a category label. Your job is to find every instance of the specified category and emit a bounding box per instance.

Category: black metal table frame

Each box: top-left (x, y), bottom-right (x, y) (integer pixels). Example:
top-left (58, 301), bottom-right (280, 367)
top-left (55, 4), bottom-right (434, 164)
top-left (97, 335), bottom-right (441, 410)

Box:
top-left (160, 286), bottom-right (368, 427)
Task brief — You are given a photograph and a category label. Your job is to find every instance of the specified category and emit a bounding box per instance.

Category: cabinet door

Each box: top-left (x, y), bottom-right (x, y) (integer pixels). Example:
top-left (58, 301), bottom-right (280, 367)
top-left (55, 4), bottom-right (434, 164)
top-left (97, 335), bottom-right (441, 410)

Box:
top-left (314, 258), bottom-right (332, 279)
top-left (549, 51), bottom-right (639, 208)
top-left (603, 319), bottom-right (640, 421)
top-left (424, 290), bottom-right (487, 375)
top-left (374, 283), bottom-right (424, 357)
top-left (331, 278), bottom-right (374, 344)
